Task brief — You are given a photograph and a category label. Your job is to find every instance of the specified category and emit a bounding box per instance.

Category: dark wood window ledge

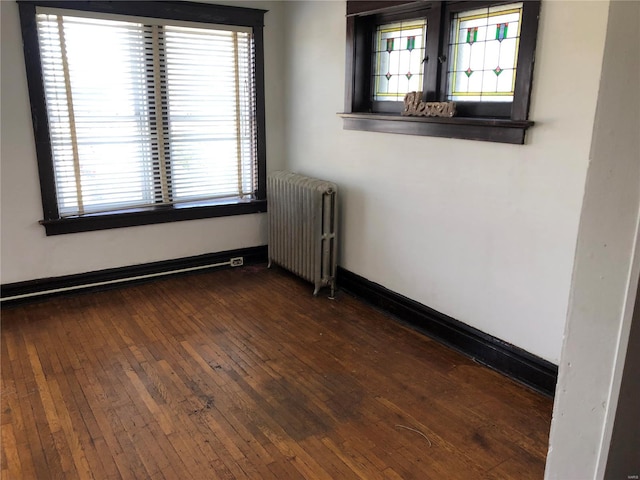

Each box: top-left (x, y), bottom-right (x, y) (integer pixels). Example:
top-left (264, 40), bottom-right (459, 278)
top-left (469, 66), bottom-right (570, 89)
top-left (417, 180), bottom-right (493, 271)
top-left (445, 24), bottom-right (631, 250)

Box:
top-left (338, 113), bottom-right (534, 145)
top-left (40, 199), bottom-right (267, 236)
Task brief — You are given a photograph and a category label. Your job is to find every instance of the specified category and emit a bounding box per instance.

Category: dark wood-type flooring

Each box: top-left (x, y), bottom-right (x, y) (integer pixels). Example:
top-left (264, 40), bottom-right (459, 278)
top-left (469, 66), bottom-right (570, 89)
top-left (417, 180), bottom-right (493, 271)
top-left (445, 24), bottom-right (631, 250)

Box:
top-left (1, 266), bottom-right (553, 479)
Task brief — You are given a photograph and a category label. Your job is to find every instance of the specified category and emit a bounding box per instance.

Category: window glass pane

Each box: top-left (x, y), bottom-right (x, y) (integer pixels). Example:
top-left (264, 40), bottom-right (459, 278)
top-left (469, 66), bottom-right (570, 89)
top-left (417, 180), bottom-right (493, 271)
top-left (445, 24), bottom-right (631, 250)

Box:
top-left (447, 3), bottom-right (523, 102)
top-left (36, 12), bottom-right (257, 218)
top-left (38, 14), bottom-right (155, 216)
top-left (164, 27), bottom-right (256, 203)
top-left (372, 20), bottom-right (427, 101)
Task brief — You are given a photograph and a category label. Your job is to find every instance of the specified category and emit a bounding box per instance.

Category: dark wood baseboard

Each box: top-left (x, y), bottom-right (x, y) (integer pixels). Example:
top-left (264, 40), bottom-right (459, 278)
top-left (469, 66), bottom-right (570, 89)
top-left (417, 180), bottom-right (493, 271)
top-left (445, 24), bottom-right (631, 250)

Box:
top-left (337, 266), bottom-right (558, 397)
top-left (1, 245), bottom-right (268, 307)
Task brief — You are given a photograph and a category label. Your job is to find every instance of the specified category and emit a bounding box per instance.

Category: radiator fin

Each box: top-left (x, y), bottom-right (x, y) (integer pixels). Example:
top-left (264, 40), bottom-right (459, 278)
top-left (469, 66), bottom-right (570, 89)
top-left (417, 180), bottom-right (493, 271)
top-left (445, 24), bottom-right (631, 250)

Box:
top-left (267, 171), bottom-right (338, 296)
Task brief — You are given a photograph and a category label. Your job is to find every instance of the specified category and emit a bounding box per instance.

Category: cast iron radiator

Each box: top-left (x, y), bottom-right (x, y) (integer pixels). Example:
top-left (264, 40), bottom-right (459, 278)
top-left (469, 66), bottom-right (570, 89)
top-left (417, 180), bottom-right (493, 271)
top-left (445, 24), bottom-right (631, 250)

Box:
top-left (267, 171), bottom-right (338, 297)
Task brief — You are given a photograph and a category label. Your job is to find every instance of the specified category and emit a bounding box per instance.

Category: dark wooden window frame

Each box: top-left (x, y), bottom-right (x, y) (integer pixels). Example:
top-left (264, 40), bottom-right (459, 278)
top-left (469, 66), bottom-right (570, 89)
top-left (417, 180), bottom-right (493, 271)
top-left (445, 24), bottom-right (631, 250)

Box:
top-left (341, 0), bottom-right (540, 144)
top-left (18, 0), bottom-right (268, 236)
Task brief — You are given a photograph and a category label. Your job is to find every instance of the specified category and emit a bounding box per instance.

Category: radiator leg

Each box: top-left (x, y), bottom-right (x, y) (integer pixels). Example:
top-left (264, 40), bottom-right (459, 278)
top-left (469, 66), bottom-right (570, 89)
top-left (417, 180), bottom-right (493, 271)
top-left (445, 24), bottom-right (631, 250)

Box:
top-left (313, 283), bottom-right (320, 296)
top-left (329, 282), bottom-right (336, 300)
top-left (267, 258), bottom-right (272, 268)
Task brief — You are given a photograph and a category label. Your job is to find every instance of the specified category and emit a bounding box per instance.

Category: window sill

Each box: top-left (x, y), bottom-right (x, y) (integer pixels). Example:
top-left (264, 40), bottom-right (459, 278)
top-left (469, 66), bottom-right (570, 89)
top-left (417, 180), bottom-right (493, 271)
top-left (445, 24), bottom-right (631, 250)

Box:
top-left (338, 112), bottom-right (534, 144)
top-left (40, 198), bottom-right (267, 236)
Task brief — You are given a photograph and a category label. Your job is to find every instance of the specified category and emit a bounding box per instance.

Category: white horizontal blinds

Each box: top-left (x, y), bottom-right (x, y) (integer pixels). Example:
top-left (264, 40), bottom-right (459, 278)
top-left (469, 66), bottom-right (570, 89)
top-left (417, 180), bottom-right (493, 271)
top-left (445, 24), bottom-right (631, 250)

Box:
top-left (149, 24), bottom-right (171, 205)
top-left (234, 30), bottom-right (257, 198)
top-left (36, 12), bottom-right (257, 217)
top-left (164, 26), bottom-right (256, 203)
top-left (37, 14), bottom-right (155, 216)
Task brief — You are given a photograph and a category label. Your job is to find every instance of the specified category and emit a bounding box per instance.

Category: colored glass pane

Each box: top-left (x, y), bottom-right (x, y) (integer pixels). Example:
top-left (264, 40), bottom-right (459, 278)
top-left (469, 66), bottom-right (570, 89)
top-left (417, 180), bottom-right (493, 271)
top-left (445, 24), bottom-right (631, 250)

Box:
top-left (372, 20), bottom-right (427, 101)
top-left (446, 2), bottom-right (523, 102)
top-left (496, 23), bottom-right (508, 41)
top-left (466, 27), bottom-right (478, 44)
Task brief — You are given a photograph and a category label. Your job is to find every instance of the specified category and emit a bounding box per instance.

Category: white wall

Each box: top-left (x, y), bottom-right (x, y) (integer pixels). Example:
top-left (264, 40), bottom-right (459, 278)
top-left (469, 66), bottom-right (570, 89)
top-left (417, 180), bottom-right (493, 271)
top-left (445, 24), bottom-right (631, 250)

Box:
top-left (545, 0), bottom-right (640, 477)
top-left (282, 0), bottom-right (610, 363)
top-left (0, 0), bottom-right (286, 284)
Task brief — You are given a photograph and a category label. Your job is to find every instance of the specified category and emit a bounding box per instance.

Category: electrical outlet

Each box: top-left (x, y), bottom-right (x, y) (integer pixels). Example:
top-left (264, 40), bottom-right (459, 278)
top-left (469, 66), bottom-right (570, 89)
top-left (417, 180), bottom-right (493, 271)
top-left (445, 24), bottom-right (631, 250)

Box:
top-left (230, 257), bottom-right (243, 267)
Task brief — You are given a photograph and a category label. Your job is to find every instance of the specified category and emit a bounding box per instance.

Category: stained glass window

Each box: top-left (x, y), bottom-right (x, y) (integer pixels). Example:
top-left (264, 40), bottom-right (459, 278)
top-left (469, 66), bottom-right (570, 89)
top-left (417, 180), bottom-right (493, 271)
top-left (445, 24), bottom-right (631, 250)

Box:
top-left (373, 20), bottom-right (427, 101)
top-left (447, 3), bottom-right (523, 102)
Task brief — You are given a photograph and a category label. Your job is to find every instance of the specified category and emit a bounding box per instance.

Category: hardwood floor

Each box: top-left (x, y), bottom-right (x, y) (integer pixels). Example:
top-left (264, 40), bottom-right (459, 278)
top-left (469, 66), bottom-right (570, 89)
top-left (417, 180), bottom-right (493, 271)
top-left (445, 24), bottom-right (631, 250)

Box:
top-left (1, 266), bottom-right (552, 479)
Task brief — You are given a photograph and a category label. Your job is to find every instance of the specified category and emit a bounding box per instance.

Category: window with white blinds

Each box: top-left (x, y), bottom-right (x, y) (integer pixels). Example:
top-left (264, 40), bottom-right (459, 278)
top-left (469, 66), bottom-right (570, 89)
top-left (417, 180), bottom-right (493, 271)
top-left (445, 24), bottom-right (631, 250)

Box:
top-left (35, 11), bottom-right (258, 217)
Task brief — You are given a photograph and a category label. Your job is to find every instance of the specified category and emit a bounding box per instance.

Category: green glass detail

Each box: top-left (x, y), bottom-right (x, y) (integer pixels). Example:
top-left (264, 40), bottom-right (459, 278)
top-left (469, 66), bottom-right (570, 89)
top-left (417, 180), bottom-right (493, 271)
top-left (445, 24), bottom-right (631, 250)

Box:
top-left (466, 27), bottom-right (478, 44)
top-left (465, 67), bottom-right (473, 77)
top-left (406, 72), bottom-right (412, 80)
top-left (407, 36), bottom-right (415, 51)
top-left (386, 38), bottom-right (394, 53)
top-left (385, 72), bottom-right (392, 81)
top-left (496, 23), bottom-right (508, 42)
top-left (493, 66), bottom-right (503, 76)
